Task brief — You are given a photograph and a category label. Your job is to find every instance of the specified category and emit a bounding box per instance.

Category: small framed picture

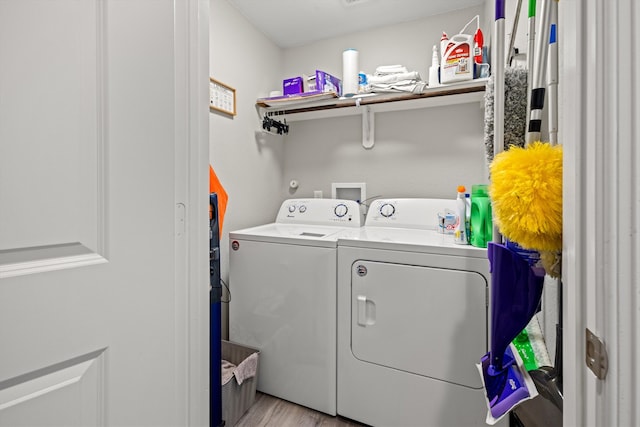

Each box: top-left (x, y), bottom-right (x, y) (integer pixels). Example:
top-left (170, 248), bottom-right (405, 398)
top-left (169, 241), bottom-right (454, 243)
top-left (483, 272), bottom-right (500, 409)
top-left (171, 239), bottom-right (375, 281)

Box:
top-left (209, 77), bottom-right (236, 116)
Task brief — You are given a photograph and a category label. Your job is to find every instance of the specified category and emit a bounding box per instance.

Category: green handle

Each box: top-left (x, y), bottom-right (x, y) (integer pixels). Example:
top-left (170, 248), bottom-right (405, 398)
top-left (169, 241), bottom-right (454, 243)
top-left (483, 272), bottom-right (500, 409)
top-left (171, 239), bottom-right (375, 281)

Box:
top-left (528, 0), bottom-right (537, 18)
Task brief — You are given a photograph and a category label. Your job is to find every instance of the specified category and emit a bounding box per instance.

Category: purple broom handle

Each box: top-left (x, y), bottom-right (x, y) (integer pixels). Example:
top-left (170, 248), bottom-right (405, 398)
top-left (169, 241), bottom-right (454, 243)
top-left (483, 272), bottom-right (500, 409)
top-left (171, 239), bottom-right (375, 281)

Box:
top-left (496, 0), bottom-right (506, 20)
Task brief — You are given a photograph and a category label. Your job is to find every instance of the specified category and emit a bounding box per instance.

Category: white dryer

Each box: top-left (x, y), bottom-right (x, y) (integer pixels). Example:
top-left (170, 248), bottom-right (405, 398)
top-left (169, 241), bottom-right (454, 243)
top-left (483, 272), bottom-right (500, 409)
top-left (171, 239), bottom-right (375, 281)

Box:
top-left (337, 198), bottom-right (503, 426)
top-left (228, 198), bottom-right (361, 415)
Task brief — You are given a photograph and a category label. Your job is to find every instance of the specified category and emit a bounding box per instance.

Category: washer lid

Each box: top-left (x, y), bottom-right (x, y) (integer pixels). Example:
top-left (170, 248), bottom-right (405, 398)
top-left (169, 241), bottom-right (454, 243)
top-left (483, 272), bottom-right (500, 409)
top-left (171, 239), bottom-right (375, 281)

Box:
top-left (229, 223), bottom-right (348, 247)
top-left (338, 227), bottom-right (488, 258)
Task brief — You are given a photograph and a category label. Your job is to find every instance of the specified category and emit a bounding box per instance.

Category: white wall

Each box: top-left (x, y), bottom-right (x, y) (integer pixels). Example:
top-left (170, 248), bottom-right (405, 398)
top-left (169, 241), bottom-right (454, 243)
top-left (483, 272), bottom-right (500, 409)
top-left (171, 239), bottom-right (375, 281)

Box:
top-left (282, 104), bottom-right (487, 201)
top-left (280, 5), bottom-right (490, 201)
top-left (209, 0), bottom-right (284, 337)
top-left (209, 0), bottom-right (284, 229)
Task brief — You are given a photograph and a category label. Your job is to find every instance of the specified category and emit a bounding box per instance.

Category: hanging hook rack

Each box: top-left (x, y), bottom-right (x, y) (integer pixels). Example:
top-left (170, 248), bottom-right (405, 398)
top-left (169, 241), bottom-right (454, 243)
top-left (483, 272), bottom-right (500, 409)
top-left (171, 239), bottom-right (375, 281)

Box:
top-left (262, 111), bottom-right (289, 135)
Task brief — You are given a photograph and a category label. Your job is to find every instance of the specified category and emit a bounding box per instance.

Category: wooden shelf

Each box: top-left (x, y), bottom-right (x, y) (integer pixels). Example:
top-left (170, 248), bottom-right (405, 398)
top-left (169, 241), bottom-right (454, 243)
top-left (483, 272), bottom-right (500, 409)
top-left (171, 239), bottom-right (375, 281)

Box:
top-left (256, 78), bottom-right (488, 122)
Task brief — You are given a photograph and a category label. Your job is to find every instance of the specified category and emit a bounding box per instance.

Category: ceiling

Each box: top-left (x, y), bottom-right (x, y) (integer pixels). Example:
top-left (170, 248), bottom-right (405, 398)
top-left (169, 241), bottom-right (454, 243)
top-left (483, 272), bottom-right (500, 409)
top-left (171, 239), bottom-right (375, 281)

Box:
top-left (227, 0), bottom-right (485, 48)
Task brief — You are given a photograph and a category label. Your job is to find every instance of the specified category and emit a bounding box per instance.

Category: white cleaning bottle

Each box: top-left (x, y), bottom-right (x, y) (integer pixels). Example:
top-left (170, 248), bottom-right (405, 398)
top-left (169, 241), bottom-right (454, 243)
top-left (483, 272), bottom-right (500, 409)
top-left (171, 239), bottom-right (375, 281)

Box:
top-left (454, 185), bottom-right (468, 244)
top-left (428, 45), bottom-right (439, 87)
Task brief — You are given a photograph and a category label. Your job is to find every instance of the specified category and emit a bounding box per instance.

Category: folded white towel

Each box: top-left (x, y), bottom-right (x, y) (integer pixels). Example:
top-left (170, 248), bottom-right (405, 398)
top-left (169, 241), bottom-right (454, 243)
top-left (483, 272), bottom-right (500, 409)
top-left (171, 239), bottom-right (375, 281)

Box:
top-left (375, 65), bottom-right (409, 75)
top-left (370, 80), bottom-right (427, 94)
top-left (368, 71), bottom-right (421, 84)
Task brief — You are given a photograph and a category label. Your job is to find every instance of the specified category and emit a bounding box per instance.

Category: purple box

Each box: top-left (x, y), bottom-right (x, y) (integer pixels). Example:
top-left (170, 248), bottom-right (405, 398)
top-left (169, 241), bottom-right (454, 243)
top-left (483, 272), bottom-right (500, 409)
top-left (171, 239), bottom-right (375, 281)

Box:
top-left (313, 70), bottom-right (341, 96)
top-left (283, 76), bottom-right (304, 95)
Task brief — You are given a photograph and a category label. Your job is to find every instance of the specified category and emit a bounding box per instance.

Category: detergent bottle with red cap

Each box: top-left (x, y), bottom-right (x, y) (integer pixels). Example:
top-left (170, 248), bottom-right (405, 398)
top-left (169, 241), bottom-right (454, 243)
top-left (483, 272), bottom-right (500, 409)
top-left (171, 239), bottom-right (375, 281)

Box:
top-left (440, 15), bottom-right (481, 84)
top-left (473, 27), bottom-right (484, 64)
top-left (440, 31), bottom-right (450, 58)
top-left (454, 185), bottom-right (468, 244)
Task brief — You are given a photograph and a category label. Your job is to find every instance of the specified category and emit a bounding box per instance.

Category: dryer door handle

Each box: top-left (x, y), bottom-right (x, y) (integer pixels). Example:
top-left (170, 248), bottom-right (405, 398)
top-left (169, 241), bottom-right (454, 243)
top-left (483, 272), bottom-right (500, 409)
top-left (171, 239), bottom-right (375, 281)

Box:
top-left (357, 295), bottom-right (376, 326)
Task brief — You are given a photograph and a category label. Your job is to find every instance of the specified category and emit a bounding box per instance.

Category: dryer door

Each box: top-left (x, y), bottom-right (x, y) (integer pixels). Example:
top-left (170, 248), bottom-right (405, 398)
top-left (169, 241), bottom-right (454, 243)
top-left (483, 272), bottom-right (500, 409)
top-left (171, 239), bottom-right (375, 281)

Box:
top-left (351, 260), bottom-right (487, 388)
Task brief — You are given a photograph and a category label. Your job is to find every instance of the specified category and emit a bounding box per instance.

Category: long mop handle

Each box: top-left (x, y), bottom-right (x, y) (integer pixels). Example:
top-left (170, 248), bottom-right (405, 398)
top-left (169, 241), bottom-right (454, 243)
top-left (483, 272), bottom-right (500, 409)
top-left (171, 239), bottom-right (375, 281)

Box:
top-left (525, 0), bottom-right (537, 145)
top-left (493, 0), bottom-right (506, 244)
top-left (547, 3), bottom-right (558, 145)
top-left (526, 0), bottom-right (553, 144)
top-left (548, 0), bottom-right (562, 393)
top-left (507, 0), bottom-right (523, 66)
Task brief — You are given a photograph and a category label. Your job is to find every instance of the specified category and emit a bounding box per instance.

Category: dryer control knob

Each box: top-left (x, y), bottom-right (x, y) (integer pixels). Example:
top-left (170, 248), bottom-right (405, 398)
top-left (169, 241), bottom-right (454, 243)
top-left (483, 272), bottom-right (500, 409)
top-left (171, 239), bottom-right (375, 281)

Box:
top-left (334, 203), bottom-right (348, 217)
top-left (288, 204), bottom-right (296, 213)
top-left (379, 203), bottom-right (395, 218)
top-left (298, 205), bottom-right (307, 213)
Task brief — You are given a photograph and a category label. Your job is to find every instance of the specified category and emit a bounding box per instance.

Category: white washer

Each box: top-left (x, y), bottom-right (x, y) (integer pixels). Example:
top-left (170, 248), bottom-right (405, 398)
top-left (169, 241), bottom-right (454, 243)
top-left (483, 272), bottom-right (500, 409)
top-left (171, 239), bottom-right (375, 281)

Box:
top-left (228, 198), bottom-right (361, 415)
top-left (337, 198), bottom-right (504, 426)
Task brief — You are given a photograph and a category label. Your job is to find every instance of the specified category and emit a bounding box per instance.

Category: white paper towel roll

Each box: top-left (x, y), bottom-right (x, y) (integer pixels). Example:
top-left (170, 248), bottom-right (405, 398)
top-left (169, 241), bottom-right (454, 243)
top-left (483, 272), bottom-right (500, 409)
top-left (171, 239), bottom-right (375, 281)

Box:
top-left (342, 49), bottom-right (359, 97)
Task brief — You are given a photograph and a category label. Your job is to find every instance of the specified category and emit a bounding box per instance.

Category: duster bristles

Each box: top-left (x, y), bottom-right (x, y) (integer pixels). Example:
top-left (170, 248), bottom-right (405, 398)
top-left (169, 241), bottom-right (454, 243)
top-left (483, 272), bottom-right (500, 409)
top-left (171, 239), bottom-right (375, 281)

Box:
top-left (489, 142), bottom-right (563, 252)
top-left (540, 250), bottom-right (562, 278)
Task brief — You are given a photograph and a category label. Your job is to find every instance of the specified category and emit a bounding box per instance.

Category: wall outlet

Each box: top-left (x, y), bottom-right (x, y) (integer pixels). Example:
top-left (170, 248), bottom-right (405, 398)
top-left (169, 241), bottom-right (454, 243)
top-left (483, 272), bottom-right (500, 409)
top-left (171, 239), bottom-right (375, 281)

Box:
top-left (314, 190), bottom-right (323, 198)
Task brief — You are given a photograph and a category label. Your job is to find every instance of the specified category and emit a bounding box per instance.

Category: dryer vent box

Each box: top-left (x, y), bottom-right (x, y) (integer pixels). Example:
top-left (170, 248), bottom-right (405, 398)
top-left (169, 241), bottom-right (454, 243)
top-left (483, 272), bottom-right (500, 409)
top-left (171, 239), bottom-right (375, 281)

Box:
top-left (332, 182), bottom-right (366, 217)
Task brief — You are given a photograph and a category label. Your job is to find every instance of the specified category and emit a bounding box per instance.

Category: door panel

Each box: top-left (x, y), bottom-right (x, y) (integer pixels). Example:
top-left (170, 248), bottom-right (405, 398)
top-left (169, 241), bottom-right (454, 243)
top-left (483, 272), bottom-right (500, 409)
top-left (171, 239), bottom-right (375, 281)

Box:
top-left (0, 1), bottom-right (208, 426)
top-left (0, 0), bottom-right (103, 274)
top-left (229, 239), bottom-right (337, 414)
top-left (0, 349), bottom-right (105, 427)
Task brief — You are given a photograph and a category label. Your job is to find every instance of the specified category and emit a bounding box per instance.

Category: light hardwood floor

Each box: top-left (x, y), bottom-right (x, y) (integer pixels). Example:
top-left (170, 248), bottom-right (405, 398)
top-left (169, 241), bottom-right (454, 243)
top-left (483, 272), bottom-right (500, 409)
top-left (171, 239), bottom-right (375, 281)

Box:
top-left (234, 392), bottom-right (370, 427)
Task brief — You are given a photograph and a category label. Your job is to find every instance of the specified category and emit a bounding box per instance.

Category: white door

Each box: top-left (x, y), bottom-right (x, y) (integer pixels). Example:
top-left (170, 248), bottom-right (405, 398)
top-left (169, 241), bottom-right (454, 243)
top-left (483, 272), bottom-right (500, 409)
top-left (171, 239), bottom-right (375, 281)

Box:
top-left (0, 1), bottom-right (209, 426)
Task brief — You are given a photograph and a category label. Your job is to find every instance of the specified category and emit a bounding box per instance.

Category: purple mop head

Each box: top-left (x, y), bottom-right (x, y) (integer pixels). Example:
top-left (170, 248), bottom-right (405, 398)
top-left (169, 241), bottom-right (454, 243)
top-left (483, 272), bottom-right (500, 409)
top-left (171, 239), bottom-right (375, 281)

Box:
top-left (479, 344), bottom-right (538, 424)
top-left (478, 242), bottom-right (545, 423)
top-left (488, 242), bottom-right (545, 370)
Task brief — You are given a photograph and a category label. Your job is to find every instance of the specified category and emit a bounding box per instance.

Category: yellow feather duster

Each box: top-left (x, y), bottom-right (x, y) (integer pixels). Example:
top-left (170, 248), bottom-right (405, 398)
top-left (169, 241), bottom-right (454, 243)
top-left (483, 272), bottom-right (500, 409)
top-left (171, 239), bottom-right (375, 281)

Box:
top-left (489, 141), bottom-right (563, 252)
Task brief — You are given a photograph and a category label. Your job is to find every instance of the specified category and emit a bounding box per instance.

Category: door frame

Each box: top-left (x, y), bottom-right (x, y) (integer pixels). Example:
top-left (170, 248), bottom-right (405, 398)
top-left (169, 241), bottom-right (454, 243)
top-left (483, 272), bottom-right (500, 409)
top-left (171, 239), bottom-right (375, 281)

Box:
top-left (562, 0), bottom-right (639, 425)
top-left (177, 0), bottom-right (210, 425)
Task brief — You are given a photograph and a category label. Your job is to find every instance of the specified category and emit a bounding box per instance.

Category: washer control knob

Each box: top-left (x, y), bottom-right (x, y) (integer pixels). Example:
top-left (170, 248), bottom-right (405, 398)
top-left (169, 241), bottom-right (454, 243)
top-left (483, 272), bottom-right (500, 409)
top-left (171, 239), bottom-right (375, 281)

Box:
top-left (379, 203), bottom-right (395, 218)
top-left (334, 203), bottom-right (348, 217)
top-left (298, 205), bottom-right (307, 213)
top-left (288, 204), bottom-right (296, 213)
